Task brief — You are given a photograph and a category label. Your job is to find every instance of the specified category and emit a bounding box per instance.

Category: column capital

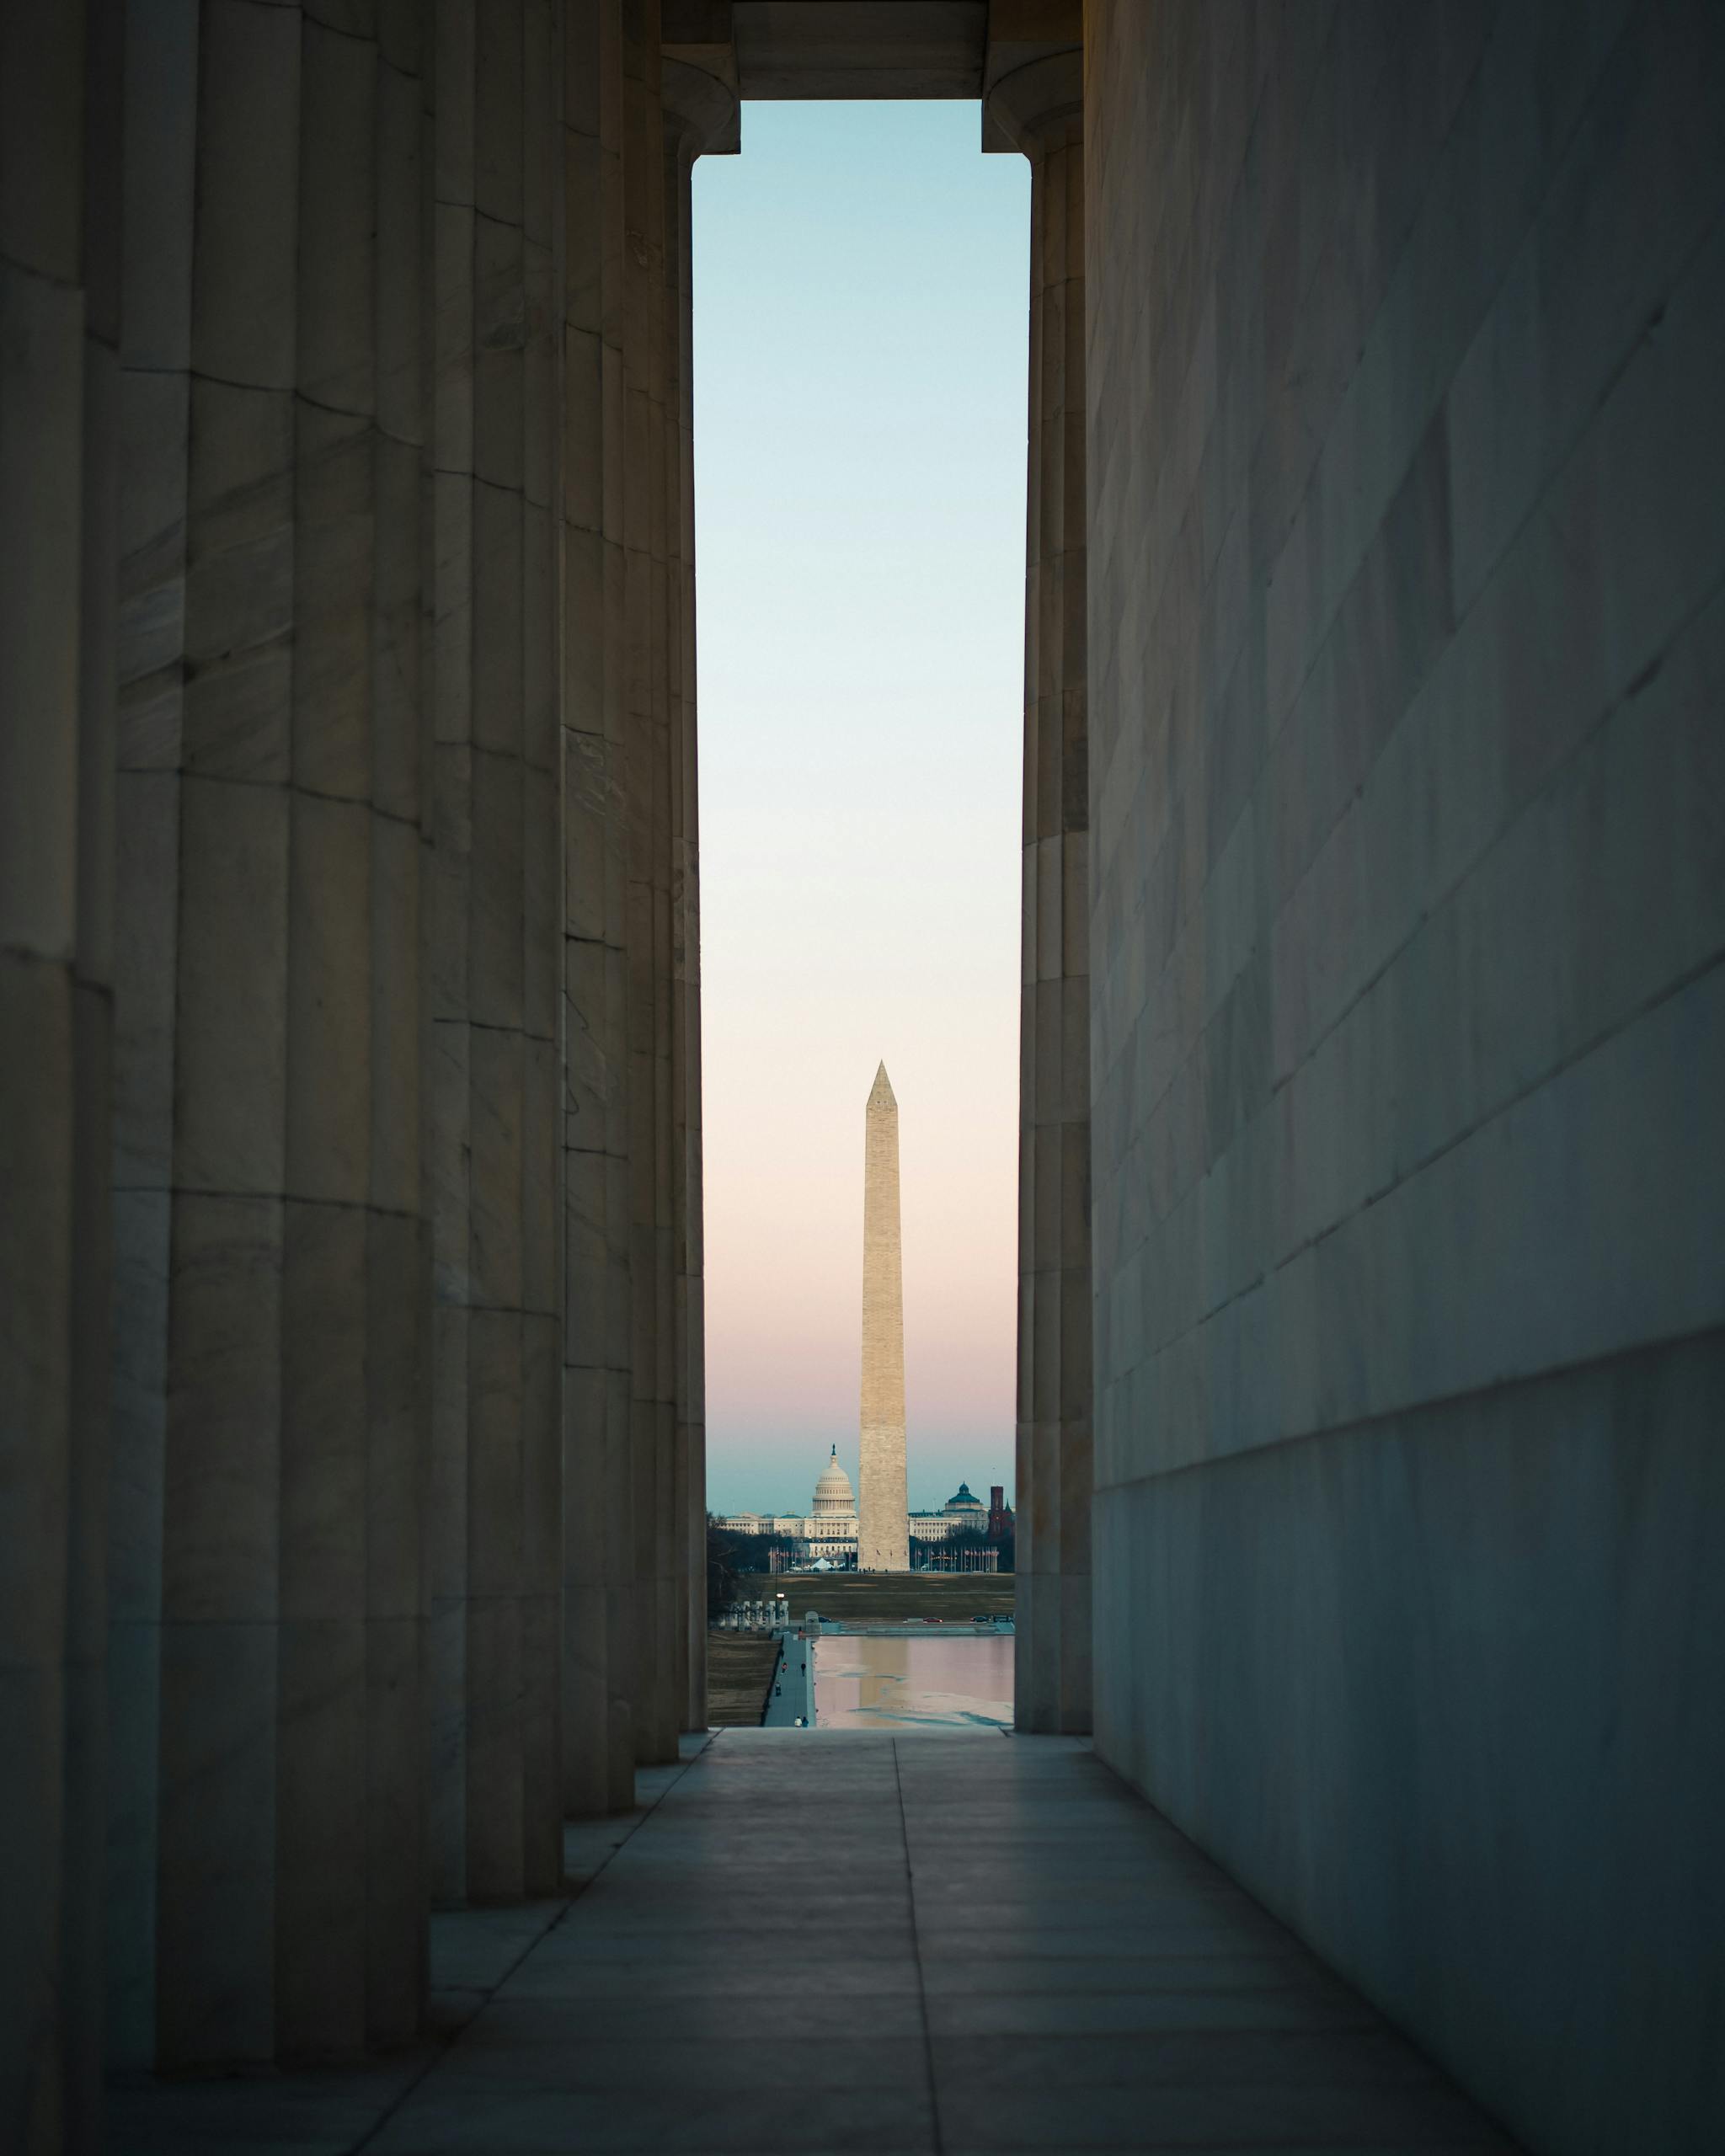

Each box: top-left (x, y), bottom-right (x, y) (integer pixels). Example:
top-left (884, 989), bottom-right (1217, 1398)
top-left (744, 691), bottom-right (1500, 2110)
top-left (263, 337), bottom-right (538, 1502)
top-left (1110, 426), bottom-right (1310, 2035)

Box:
top-left (983, 48), bottom-right (1081, 158)
top-left (661, 56), bottom-right (740, 158)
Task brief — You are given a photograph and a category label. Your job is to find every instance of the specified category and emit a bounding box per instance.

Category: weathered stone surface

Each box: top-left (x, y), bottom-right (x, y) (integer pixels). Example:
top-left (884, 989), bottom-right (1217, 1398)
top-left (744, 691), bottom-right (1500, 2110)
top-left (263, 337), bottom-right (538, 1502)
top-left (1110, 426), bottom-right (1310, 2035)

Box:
top-left (660, 49), bottom-right (728, 1741)
top-left (3, 8), bottom-right (1718, 2150)
top-left (989, 42), bottom-right (1088, 1733)
top-left (617, 4), bottom-right (685, 1767)
top-left (0, 955), bottom-right (78, 2154)
top-left (1084, 4), bottom-right (1725, 2150)
top-left (99, 0), bottom-right (433, 2074)
top-left (428, 0), bottom-right (565, 1908)
top-left (0, 3), bottom-right (123, 2137)
top-left (559, 0), bottom-right (637, 1821)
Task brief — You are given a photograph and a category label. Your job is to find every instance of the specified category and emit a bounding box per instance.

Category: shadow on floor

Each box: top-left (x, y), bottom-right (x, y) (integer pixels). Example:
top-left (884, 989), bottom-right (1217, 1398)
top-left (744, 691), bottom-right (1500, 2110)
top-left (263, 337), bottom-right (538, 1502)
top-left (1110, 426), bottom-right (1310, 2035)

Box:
top-left (108, 1732), bottom-right (1519, 2154)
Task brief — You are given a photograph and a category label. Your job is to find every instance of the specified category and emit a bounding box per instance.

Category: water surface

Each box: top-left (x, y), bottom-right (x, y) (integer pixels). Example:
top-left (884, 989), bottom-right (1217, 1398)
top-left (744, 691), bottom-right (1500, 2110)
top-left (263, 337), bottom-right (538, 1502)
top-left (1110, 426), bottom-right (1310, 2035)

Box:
top-left (812, 1634), bottom-right (1012, 1728)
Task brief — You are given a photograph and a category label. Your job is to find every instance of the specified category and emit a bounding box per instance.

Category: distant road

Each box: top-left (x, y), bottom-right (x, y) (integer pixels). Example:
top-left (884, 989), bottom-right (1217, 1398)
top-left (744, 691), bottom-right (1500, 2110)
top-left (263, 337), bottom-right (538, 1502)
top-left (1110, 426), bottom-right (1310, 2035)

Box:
top-left (761, 1634), bottom-right (814, 1726)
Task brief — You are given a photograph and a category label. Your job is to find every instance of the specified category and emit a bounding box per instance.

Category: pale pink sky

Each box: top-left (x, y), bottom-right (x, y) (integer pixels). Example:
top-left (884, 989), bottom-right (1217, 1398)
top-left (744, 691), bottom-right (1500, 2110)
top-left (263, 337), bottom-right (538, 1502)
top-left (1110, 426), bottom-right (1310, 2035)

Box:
top-left (693, 104), bottom-right (1030, 1515)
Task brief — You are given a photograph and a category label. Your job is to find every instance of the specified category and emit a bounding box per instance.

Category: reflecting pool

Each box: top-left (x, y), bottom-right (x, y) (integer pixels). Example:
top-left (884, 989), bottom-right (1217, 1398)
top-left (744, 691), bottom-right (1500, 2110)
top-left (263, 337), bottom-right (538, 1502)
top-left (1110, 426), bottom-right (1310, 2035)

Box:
top-left (811, 1633), bottom-right (1012, 1729)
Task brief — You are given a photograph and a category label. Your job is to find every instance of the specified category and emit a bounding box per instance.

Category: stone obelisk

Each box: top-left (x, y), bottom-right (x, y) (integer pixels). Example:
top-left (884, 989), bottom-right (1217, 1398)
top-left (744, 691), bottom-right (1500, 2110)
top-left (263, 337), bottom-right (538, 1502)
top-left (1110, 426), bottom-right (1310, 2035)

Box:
top-left (858, 1063), bottom-right (910, 1571)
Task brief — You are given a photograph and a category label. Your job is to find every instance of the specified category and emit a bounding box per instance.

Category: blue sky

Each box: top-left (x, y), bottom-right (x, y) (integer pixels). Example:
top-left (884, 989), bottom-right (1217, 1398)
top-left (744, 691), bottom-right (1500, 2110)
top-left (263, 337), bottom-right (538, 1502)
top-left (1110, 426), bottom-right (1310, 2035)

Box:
top-left (693, 103), bottom-right (1030, 1515)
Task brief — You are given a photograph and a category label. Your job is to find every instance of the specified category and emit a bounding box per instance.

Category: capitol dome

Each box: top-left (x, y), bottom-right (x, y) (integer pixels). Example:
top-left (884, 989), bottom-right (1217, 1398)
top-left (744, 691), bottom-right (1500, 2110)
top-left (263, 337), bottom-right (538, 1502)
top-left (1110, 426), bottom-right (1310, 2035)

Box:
top-left (811, 1447), bottom-right (856, 1518)
top-left (942, 1481), bottom-right (986, 1520)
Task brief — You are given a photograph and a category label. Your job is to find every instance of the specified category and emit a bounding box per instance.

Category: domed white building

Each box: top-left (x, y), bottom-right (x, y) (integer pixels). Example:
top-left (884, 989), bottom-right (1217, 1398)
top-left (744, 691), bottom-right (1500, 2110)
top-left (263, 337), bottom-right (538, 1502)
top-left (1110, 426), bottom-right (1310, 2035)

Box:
top-left (805, 1446), bottom-right (857, 1558)
top-left (718, 1448), bottom-right (997, 1566)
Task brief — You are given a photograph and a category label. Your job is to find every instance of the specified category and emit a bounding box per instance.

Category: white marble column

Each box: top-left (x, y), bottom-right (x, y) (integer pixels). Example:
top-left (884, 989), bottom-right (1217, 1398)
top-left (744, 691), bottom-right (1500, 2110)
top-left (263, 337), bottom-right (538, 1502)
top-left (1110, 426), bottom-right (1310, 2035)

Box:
top-left (559, 0), bottom-right (638, 1818)
top-left (279, 2), bottom-right (430, 2052)
top-left (427, 0), bottom-right (565, 1907)
top-left (660, 55), bottom-right (731, 1735)
top-left (0, 2), bottom-right (122, 2143)
top-left (67, 3), bottom-right (125, 2139)
top-left (990, 51), bottom-right (1092, 1737)
top-left (108, 0), bottom-right (430, 2068)
top-left (620, 0), bottom-right (681, 1769)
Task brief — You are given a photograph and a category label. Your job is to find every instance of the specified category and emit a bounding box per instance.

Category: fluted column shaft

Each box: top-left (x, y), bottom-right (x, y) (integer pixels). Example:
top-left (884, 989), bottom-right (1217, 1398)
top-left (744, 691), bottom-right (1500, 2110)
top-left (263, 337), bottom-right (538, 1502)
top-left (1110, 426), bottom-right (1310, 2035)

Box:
top-left (426, 0), bottom-right (565, 1907)
top-left (105, 0), bottom-right (432, 2066)
top-left (3, 0), bottom-right (724, 2120)
top-left (660, 56), bottom-right (728, 1737)
top-left (666, 120), bottom-right (705, 1734)
top-left (618, 0), bottom-right (681, 1768)
top-left (560, 0), bottom-right (638, 1818)
top-left (0, 3), bottom-right (122, 2144)
top-left (992, 56), bottom-right (1092, 1736)
top-left (660, 112), bottom-right (691, 1742)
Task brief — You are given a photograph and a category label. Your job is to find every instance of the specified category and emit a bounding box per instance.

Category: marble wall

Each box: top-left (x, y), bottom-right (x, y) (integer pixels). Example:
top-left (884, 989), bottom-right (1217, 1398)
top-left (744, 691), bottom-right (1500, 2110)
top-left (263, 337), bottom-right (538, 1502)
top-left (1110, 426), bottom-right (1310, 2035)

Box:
top-left (1083, 3), bottom-right (1725, 2148)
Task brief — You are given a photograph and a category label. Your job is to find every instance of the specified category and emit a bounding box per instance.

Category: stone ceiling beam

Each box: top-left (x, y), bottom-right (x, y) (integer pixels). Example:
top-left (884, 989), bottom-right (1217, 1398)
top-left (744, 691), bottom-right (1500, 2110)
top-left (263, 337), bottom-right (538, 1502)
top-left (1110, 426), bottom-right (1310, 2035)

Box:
top-left (660, 0), bottom-right (1079, 133)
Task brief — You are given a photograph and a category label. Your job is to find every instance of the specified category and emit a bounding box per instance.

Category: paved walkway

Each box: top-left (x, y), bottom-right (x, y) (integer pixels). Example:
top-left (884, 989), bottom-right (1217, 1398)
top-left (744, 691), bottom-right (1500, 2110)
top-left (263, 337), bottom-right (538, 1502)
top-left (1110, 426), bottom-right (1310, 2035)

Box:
top-left (761, 1631), bottom-right (811, 1726)
top-left (112, 1732), bottom-right (1518, 2153)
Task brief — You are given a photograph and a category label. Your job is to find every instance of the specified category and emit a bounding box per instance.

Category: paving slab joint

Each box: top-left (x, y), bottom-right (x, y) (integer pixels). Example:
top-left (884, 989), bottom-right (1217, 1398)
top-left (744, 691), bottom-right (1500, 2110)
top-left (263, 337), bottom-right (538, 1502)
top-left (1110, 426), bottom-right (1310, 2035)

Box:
top-left (345, 1738), bottom-right (712, 2153)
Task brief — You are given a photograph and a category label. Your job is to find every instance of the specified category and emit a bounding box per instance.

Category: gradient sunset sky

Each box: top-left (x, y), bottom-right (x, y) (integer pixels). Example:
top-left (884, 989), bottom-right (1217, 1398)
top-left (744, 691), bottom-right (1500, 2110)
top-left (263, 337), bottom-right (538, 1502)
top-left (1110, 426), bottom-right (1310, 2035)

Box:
top-left (692, 104), bottom-right (1030, 1515)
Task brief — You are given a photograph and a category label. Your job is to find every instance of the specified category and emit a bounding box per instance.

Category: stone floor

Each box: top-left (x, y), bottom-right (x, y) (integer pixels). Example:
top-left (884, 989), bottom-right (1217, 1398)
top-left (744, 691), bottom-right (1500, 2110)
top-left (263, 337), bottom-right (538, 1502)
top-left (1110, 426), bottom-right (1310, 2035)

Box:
top-left (109, 1732), bottom-right (1519, 2153)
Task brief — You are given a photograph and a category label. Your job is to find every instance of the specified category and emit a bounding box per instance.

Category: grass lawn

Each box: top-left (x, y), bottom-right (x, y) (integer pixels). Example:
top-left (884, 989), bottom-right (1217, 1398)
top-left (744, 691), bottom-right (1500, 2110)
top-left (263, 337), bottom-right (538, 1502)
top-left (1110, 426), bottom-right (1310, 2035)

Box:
top-left (705, 1633), bottom-right (782, 1726)
top-left (749, 1571), bottom-right (1016, 1625)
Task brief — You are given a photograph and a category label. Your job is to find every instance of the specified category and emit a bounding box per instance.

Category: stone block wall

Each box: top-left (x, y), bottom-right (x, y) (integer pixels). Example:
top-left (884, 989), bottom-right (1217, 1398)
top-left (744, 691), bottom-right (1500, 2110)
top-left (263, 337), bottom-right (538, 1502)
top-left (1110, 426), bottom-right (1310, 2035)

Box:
top-left (1083, 3), bottom-right (1725, 2148)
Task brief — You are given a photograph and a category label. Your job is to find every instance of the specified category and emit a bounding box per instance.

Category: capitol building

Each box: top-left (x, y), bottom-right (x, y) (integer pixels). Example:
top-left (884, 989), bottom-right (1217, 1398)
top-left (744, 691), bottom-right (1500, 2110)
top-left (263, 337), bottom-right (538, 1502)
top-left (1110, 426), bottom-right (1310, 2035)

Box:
top-left (714, 1449), bottom-right (994, 1566)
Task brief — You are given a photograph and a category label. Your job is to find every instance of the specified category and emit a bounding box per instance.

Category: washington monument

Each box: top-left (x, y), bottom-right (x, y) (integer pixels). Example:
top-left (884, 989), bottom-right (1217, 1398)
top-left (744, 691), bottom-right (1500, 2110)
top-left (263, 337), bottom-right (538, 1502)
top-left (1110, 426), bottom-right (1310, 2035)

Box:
top-left (857, 1063), bottom-right (910, 1571)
